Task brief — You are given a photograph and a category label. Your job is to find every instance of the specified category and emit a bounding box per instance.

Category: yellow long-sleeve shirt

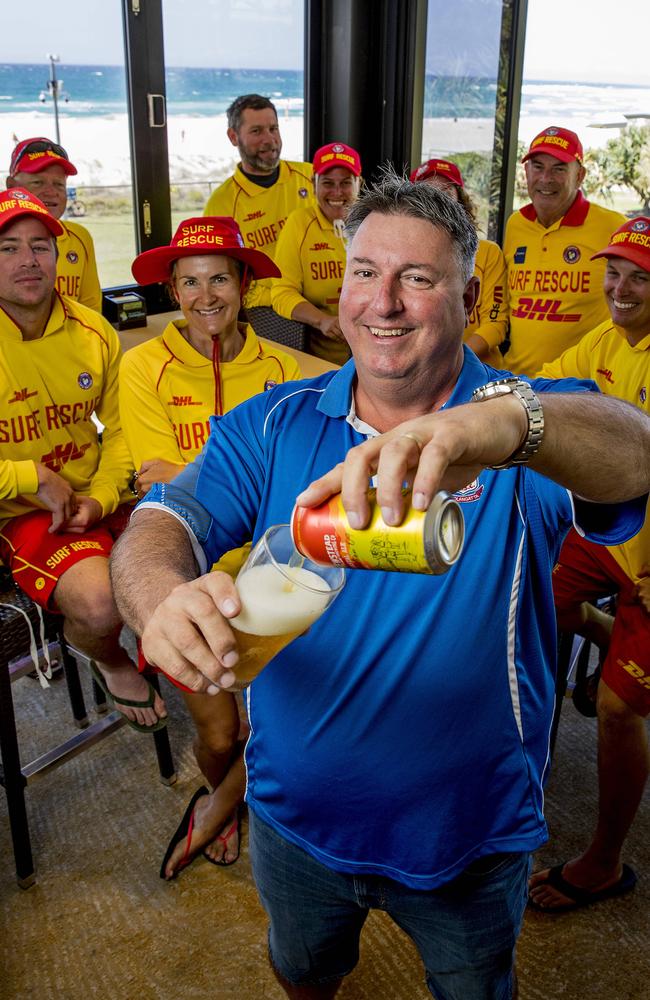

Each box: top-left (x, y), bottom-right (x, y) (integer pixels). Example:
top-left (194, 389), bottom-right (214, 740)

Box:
top-left (271, 202), bottom-right (349, 365)
top-left (119, 320), bottom-right (301, 577)
top-left (504, 193), bottom-right (625, 375)
top-left (119, 321), bottom-right (301, 468)
top-left (204, 161), bottom-right (313, 308)
top-left (539, 320), bottom-right (650, 580)
top-left (468, 239), bottom-right (508, 367)
top-left (56, 220), bottom-right (103, 313)
top-left (0, 294), bottom-right (131, 529)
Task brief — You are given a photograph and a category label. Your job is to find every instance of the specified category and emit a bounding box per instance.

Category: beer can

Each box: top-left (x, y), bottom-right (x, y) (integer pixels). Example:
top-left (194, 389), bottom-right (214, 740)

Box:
top-left (290, 488), bottom-right (464, 574)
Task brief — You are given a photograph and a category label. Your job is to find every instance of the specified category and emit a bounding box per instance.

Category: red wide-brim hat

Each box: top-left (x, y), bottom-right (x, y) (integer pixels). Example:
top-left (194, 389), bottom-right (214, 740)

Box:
top-left (132, 216), bottom-right (281, 284)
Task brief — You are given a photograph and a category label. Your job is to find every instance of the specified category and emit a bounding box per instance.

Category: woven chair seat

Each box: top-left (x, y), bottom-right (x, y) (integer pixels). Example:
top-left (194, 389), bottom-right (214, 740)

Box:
top-left (246, 306), bottom-right (308, 352)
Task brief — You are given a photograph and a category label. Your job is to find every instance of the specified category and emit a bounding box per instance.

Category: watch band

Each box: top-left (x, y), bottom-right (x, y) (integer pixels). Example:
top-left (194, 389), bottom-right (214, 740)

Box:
top-left (471, 378), bottom-right (545, 469)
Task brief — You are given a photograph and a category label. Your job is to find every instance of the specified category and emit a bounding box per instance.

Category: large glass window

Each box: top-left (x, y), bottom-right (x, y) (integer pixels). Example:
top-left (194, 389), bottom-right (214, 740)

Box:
top-left (421, 0), bottom-right (505, 234)
top-left (1, 1), bottom-right (137, 288)
top-left (162, 0), bottom-right (305, 229)
top-left (517, 0), bottom-right (650, 214)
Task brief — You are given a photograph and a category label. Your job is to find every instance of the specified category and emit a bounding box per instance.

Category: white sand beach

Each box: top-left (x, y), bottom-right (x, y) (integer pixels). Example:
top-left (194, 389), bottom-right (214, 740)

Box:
top-left (0, 104), bottom-right (635, 189)
top-left (0, 111), bottom-right (305, 187)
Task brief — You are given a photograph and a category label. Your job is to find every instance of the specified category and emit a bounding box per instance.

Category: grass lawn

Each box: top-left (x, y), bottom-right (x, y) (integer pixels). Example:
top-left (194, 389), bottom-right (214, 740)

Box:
top-left (83, 209), bottom-right (207, 288)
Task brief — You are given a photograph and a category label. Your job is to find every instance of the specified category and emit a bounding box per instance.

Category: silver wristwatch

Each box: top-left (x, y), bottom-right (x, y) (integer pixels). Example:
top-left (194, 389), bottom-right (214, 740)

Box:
top-left (471, 378), bottom-right (545, 469)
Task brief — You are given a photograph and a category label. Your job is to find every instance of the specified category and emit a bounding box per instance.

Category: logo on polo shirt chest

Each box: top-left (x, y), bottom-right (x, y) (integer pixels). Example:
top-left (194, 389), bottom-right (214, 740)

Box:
top-left (454, 479), bottom-right (484, 503)
top-left (563, 245), bottom-right (580, 264)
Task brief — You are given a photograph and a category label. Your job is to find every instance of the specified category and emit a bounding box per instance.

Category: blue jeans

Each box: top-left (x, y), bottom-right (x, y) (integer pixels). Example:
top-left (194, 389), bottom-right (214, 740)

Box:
top-left (249, 810), bottom-right (530, 1000)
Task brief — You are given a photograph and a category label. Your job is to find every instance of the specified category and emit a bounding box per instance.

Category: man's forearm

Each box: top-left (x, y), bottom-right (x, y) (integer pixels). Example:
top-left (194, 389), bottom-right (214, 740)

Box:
top-left (110, 509), bottom-right (200, 635)
top-left (531, 393), bottom-right (650, 502)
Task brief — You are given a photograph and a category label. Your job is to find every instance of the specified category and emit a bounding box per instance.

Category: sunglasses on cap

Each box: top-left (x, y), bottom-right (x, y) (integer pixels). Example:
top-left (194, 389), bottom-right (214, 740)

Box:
top-left (10, 139), bottom-right (70, 174)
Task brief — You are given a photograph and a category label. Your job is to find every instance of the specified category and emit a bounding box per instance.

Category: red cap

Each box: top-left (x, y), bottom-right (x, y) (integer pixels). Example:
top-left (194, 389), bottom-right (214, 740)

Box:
top-left (409, 159), bottom-right (464, 188)
top-left (0, 188), bottom-right (64, 237)
top-left (522, 126), bottom-right (583, 165)
top-left (591, 216), bottom-right (650, 272)
top-left (9, 137), bottom-right (77, 177)
top-left (132, 216), bottom-right (281, 285)
top-left (312, 143), bottom-right (362, 177)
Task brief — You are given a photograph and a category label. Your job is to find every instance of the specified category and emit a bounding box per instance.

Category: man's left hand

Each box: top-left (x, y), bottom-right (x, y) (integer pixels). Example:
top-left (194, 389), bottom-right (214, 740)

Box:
top-left (135, 458), bottom-right (186, 499)
top-left (61, 496), bottom-right (103, 534)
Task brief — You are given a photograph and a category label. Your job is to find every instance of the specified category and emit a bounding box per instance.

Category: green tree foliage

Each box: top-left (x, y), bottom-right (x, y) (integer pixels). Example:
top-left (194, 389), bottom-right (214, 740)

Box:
top-left (583, 125), bottom-right (650, 212)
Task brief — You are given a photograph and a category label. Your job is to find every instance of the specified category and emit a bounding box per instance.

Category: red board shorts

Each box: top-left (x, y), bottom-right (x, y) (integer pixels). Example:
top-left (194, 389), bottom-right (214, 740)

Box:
top-left (0, 504), bottom-right (133, 612)
top-left (553, 528), bottom-right (650, 716)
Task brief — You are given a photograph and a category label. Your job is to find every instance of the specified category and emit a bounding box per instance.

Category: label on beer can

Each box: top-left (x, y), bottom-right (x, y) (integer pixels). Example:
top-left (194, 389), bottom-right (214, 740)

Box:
top-left (291, 489), bottom-right (464, 574)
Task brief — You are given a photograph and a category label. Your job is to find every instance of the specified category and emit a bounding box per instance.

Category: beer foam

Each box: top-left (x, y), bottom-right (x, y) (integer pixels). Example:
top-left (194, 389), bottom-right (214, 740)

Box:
top-left (232, 563), bottom-right (331, 636)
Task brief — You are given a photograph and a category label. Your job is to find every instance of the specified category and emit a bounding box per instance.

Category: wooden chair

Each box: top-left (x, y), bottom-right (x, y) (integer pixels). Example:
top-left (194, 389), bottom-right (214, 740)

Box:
top-left (0, 572), bottom-right (176, 888)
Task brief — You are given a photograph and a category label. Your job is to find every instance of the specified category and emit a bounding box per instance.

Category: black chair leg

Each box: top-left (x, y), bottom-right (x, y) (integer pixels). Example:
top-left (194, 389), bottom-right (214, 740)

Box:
top-left (0, 658), bottom-right (35, 888)
top-left (148, 674), bottom-right (176, 785)
top-left (58, 630), bottom-right (89, 729)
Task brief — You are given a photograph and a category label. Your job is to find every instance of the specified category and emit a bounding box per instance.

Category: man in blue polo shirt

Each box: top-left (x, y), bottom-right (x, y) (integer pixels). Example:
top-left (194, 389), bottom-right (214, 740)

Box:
top-left (111, 173), bottom-right (650, 1000)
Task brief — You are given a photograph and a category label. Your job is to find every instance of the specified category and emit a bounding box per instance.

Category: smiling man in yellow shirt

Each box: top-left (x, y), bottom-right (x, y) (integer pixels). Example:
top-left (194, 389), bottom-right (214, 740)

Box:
top-left (504, 126), bottom-right (624, 376)
top-left (0, 188), bottom-right (166, 733)
top-left (530, 216), bottom-right (650, 913)
top-left (6, 137), bottom-right (102, 312)
top-left (204, 95), bottom-right (313, 310)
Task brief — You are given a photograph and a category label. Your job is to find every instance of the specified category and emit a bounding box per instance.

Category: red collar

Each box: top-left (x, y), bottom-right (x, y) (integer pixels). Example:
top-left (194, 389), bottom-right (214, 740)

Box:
top-left (520, 190), bottom-right (590, 228)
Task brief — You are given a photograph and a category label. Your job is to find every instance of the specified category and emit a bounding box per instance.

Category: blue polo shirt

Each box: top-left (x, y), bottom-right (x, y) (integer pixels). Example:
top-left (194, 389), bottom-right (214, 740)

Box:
top-left (143, 349), bottom-right (645, 889)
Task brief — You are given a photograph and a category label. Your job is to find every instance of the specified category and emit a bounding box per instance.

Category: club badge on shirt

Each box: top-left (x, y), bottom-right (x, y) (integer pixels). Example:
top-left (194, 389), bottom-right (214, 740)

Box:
top-left (563, 246), bottom-right (580, 264)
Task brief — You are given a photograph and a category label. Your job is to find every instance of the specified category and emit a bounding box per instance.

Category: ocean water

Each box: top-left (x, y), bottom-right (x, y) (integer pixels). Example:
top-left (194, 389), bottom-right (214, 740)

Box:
top-left (1, 62), bottom-right (649, 124)
top-left (0, 63), bottom-right (305, 118)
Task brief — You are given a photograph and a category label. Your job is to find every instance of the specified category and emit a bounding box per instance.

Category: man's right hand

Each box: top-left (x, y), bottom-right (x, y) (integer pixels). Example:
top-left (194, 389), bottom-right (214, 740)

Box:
top-left (35, 464), bottom-right (77, 533)
top-left (141, 571), bottom-right (243, 693)
top-left (319, 315), bottom-right (345, 341)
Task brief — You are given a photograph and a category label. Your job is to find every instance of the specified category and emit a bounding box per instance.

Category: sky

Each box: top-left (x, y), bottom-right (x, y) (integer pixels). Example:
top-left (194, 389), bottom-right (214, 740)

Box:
top-left (1, 0), bottom-right (649, 86)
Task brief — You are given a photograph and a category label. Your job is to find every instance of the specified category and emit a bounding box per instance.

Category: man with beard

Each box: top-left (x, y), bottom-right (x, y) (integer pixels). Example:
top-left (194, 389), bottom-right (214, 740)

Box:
top-left (204, 94), bottom-right (313, 309)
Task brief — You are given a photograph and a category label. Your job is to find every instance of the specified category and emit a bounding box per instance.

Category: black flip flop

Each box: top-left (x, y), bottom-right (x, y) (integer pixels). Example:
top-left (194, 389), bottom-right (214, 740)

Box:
top-left (528, 862), bottom-right (637, 912)
top-left (160, 786), bottom-right (210, 880)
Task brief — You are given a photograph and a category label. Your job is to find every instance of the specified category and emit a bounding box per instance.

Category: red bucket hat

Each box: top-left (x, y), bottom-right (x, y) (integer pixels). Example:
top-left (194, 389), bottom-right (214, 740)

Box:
top-left (591, 216), bottom-right (650, 272)
top-left (313, 143), bottom-right (362, 176)
top-left (9, 137), bottom-right (78, 177)
top-left (522, 126), bottom-right (583, 165)
top-left (409, 159), bottom-right (464, 188)
top-left (0, 188), bottom-right (64, 237)
top-left (131, 216), bottom-right (281, 285)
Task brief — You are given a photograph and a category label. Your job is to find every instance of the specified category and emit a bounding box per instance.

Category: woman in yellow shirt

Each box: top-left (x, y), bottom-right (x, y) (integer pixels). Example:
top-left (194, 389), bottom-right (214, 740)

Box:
top-left (410, 159), bottom-right (508, 368)
top-left (123, 216), bottom-right (301, 880)
top-left (271, 142), bottom-right (362, 365)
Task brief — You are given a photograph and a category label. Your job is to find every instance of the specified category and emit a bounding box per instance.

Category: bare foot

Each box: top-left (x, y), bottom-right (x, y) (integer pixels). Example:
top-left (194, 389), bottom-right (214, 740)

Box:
top-left (203, 811), bottom-right (240, 865)
top-left (163, 793), bottom-right (240, 879)
top-left (529, 858), bottom-right (623, 910)
top-left (95, 662), bottom-right (167, 728)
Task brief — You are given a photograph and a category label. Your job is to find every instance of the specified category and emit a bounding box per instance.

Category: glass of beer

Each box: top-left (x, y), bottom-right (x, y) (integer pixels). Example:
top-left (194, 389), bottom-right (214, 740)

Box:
top-left (227, 524), bottom-right (345, 689)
